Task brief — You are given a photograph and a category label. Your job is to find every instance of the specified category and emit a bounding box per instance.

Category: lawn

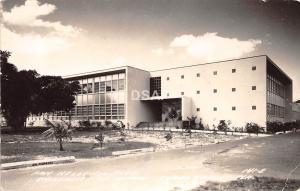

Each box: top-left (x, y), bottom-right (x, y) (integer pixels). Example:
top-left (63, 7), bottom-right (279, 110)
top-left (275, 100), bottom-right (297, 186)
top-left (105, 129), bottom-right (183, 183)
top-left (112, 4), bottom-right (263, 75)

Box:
top-left (1, 130), bottom-right (246, 163)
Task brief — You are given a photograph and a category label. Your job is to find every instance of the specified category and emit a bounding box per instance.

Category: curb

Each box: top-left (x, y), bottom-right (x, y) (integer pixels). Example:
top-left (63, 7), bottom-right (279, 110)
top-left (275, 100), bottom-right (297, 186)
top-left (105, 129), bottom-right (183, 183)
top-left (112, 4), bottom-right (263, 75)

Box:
top-left (112, 147), bottom-right (154, 156)
top-left (1, 156), bottom-right (76, 170)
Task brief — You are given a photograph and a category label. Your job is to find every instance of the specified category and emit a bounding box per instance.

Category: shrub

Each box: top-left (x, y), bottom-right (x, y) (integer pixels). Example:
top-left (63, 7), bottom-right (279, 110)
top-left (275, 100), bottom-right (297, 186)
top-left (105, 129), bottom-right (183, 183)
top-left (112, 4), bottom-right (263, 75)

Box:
top-left (245, 122), bottom-right (262, 134)
top-left (217, 120), bottom-right (229, 132)
top-left (79, 120), bottom-right (92, 129)
top-left (198, 118), bottom-right (204, 130)
top-left (266, 121), bottom-right (284, 133)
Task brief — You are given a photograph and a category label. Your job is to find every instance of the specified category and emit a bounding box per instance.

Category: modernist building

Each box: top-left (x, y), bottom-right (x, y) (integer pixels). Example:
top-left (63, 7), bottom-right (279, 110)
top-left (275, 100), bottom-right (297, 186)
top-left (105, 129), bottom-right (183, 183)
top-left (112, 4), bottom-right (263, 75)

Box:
top-left (28, 55), bottom-right (295, 128)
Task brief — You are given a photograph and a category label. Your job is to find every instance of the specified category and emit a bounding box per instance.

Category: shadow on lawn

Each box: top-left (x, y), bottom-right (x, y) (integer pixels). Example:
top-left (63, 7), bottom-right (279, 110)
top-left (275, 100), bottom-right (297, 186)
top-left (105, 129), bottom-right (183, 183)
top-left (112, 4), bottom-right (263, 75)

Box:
top-left (1, 141), bottom-right (155, 163)
top-left (186, 176), bottom-right (300, 191)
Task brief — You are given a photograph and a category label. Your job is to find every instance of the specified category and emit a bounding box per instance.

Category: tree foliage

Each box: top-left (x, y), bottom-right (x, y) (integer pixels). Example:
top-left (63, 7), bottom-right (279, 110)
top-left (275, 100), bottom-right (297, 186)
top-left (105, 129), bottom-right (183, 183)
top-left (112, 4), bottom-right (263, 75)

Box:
top-left (1, 50), bottom-right (80, 131)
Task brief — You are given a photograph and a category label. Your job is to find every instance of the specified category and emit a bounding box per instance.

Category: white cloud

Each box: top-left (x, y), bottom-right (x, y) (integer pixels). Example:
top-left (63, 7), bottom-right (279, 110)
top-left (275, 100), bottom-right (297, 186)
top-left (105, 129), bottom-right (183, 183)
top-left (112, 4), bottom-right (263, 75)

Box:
top-left (2, 0), bottom-right (81, 55)
top-left (3, 0), bottom-right (80, 37)
top-left (170, 33), bottom-right (261, 62)
top-left (151, 48), bottom-right (174, 56)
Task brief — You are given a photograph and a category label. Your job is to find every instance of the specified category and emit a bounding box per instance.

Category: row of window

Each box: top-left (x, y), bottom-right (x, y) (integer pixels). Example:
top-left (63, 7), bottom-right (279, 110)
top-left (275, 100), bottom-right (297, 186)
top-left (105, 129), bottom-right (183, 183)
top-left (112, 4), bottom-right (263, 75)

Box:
top-left (79, 79), bottom-right (125, 94)
top-left (76, 92), bottom-right (125, 106)
top-left (76, 104), bottom-right (125, 119)
top-left (267, 74), bottom-right (285, 98)
top-left (176, 86), bottom-right (256, 96)
top-left (195, 105), bottom-right (257, 112)
top-left (267, 103), bottom-right (284, 118)
top-left (167, 66), bottom-right (256, 80)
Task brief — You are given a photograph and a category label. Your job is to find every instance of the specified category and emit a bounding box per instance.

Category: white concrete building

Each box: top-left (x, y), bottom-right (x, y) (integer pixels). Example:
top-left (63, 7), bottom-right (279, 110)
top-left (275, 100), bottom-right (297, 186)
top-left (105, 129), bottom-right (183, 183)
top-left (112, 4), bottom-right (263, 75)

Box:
top-left (30, 55), bottom-right (295, 129)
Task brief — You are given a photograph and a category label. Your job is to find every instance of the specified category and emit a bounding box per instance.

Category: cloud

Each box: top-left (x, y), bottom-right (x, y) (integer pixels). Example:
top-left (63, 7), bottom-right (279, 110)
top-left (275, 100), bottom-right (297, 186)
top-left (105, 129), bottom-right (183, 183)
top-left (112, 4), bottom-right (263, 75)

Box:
top-left (2, 0), bottom-right (81, 55)
top-left (151, 48), bottom-right (174, 56)
top-left (3, 0), bottom-right (80, 37)
top-left (170, 33), bottom-right (261, 62)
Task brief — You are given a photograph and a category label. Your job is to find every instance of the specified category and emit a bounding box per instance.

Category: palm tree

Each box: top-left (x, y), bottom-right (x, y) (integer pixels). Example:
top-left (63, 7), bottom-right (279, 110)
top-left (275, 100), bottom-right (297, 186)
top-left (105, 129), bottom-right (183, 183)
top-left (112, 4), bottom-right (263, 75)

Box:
top-left (42, 119), bottom-right (73, 151)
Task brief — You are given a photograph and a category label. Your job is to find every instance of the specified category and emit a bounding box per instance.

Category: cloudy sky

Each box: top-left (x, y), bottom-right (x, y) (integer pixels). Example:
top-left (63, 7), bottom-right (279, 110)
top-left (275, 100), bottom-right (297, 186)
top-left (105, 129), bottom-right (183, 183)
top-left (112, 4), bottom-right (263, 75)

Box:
top-left (1, 0), bottom-right (300, 100)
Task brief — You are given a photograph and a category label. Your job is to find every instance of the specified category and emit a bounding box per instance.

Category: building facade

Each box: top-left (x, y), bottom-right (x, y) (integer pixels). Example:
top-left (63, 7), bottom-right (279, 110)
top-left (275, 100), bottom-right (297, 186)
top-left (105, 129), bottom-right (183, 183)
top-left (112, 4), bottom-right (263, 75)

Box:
top-left (27, 55), bottom-right (295, 128)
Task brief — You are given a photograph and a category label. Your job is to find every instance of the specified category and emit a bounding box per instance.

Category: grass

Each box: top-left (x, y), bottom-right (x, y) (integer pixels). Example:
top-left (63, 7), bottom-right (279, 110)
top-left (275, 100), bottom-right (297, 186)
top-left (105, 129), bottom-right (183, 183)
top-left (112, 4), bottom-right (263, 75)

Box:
top-left (1, 130), bottom-right (246, 163)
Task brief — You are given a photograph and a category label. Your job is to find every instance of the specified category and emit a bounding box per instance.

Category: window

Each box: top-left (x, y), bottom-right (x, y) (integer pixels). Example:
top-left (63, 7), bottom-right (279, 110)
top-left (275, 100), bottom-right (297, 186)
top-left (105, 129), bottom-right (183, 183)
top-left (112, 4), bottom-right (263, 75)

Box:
top-left (232, 88), bottom-right (236, 92)
top-left (94, 82), bottom-right (99, 93)
top-left (252, 105), bottom-right (256, 110)
top-left (112, 104), bottom-right (118, 116)
top-left (100, 82), bottom-right (105, 92)
top-left (118, 79), bottom-right (125, 91)
top-left (88, 106), bottom-right (93, 115)
top-left (100, 93), bottom-right (105, 104)
top-left (87, 83), bottom-right (93, 93)
top-left (197, 90), bottom-right (200, 94)
top-left (213, 71), bottom-right (217, 75)
top-left (181, 92), bottom-right (184, 95)
top-left (118, 104), bottom-right (125, 116)
top-left (252, 66), bottom-right (256, 71)
top-left (213, 107), bottom-right (217, 111)
top-left (150, 77), bottom-right (161, 96)
top-left (181, 75), bottom-right (184, 79)
top-left (105, 104), bottom-right (112, 115)
top-left (232, 106), bottom-right (236, 111)
top-left (106, 81), bottom-right (112, 92)
top-left (112, 80), bottom-right (118, 91)
top-left (94, 105), bottom-right (100, 115)
top-left (252, 86), bottom-right (256, 90)
top-left (166, 77), bottom-right (170, 80)
top-left (100, 105), bottom-right (105, 116)
top-left (196, 108), bottom-right (200, 112)
top-left (232, 69), bottom-right (236, 73)
top-left (213, 89), bottom-right (217, 93)
top-left (196, 73), bottom-right (200, 77)
top-left (167, 93), bottom-right (169, 96)
top-left (82, 84), bottom-right (87, 94)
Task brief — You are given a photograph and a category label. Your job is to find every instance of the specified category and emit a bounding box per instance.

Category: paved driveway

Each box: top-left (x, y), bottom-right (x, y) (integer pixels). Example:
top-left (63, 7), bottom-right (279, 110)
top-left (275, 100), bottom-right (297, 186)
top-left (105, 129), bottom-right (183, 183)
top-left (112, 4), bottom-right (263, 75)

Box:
top-left (1, 132), bottom-right (300, 191)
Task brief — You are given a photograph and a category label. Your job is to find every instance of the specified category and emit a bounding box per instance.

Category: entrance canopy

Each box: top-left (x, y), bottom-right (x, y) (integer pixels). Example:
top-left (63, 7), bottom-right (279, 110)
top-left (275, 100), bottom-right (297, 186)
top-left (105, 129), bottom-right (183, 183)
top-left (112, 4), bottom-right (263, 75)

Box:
top-left (140, 96), bottom-right (192, 121)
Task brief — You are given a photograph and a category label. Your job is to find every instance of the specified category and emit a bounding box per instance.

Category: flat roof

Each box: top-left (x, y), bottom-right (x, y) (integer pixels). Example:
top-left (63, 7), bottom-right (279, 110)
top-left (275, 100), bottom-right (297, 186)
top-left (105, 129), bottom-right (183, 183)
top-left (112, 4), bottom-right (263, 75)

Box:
top-left (140, 96), bottom-right (185, 101)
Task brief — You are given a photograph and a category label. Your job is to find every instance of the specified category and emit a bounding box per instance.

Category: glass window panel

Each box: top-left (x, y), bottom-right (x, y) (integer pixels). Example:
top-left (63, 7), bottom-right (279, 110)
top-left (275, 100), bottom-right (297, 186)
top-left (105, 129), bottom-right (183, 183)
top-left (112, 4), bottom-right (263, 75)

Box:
top-left (100, 105), bottom-right (105, 115)
top-left (118, 104), bottom-right (125, 115)
top-left (100, 82), bottom-right (105, 92)
top-left (100, 93), bottom-right (105, 104)
top-left (106, 75), bottom-right (112, 81)
top-left (83, 95), bottom-right (88, 105)
top-left (113, 74), bottom-right (118, 80)
top-left (88, 95), bottom-right (94, 105)
top-left (94, 94), bottom-right (99, 104)
top-left (106, 93), bottom-right (111, 103)
top-left (94, 105), bottom-right (100, 115)
top-left (118, 79), bottom-right (125, 91)
top-left (112, 104), bottom-right (118, 115)
top-left (88, 106), bottom-right (93, 116)
top-left (87, 83), bottom-right (93, 93)
top-left (82, 84), bottom-right (87, 94)
top-left (82, 106), bottom-right (88, 115)
top-left (77, 95), bottom-right (83, 106)
top-left (94, 82), bottom-right (99, 93)
top-left (106, 104), bottom-right (111, 115)
top-left (119, 73), bottom-right (125, 79)
top-left (111, 92), bottom-right (118, 103)
top-left (100, 76), bottom-right (106, 81)
top-left (112, 80), bottom-right (118, 91)
top-left (77, 106), bottom-right (82, 116)
top-left (106, 81), bottom-right (112, 92)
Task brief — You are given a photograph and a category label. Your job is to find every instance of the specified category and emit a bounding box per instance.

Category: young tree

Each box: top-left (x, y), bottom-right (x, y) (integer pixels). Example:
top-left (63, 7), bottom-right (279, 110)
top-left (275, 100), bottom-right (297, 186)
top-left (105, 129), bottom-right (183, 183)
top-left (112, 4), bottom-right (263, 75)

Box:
top-left (42, 119), bottom-right (73, 151)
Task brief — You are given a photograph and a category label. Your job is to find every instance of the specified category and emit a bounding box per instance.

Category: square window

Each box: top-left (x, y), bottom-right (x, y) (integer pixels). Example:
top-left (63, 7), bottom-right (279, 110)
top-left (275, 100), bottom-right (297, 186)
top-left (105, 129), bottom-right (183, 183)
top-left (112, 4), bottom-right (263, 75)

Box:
top-left (252, 86), bottom-right (256, 90)
top-left (232, 106), bottom-right (236, 111)
top-left (167, 77), bottom-right (170, 80)
top-left (181, 92), bottom-right (184, 95)
top-left (213, 71), bottom-right (217, 75)
top-left (197, 90), bottom-right (200, 94)
top-left (196, 108), bottom-right (200, 112)
top-left (252, 105), bottom-right (256, 110)
top-left (232, 88), bottom-right (236, 92)
top-left (232, 69), bottom-right (236, 73)
top-left (197, 73), bottom-right (200, 77)
top-left (252, 66), bottom-right (256, 71)
top-left (213, 107), bottom-right (217, 111)
top-left (181, 75), bottom-right (184, 79)
top-left (213, 89), bottom-right (217, 93)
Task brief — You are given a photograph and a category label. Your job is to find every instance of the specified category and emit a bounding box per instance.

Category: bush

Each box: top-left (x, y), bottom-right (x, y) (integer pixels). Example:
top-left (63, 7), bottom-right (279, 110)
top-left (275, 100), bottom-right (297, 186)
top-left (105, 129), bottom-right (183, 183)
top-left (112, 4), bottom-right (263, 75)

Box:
top-left (79, 120), bottom-right (92, 129)
top-left (217, 120), bottom-right (229, 132)
top-left (245, 122), bottom-right (262, 134)
top-left (266, 121), bottom-right (284, 133)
